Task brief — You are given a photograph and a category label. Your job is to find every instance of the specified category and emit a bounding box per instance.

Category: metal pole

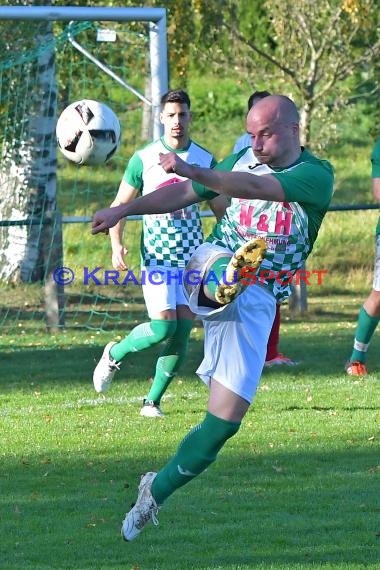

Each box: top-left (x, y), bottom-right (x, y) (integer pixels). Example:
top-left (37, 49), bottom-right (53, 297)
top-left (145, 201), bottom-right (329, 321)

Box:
top-left (149, 19), bottom-right (168, 139)
top-left (0, 6), bottom-right (166, 22)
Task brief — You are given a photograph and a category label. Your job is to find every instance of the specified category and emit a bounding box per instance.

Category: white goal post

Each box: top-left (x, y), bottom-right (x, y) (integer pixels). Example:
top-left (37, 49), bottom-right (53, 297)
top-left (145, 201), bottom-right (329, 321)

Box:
top-left (0, 5), bottom-right (168, 331)
top-left (0, 5), bottom-right (168, 139)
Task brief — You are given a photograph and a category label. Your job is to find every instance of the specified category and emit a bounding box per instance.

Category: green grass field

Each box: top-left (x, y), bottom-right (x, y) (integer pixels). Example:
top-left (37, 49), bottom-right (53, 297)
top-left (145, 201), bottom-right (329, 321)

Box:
top-left (1, 293), bottom-right (379, 570)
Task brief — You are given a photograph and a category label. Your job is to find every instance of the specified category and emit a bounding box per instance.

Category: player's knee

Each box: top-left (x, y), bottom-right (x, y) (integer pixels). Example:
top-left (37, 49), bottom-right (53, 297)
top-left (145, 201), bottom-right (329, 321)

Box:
top-left (150, 319), bottom-right (177, 342)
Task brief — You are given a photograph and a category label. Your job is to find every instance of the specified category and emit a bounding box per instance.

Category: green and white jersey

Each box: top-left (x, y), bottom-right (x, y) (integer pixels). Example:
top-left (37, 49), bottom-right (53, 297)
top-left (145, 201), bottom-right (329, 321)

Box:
top-left (371, 139), bottom-right (380, 236)
top-left (124, 137), bottom-right (216, 267)
top-left (193, 147), bottom-right (334, 302)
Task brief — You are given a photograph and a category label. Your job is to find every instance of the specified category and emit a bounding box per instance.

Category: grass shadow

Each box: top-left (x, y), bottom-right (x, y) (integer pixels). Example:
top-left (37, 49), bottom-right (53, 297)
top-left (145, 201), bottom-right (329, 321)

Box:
top-left (1, 446), bottom-right (378, 569)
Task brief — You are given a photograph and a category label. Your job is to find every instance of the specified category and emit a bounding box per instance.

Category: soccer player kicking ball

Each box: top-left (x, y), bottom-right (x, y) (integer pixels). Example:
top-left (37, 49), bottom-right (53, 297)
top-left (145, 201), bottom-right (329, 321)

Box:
top-left (91, 95), bottom-right (334, 540)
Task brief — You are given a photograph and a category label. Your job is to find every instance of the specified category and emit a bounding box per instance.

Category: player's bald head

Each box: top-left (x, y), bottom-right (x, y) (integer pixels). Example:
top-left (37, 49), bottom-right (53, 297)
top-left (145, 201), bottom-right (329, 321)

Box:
top-left (248, 95), bottom-right (300, 126)
top-left (246, 95), bottom-right (301, 167)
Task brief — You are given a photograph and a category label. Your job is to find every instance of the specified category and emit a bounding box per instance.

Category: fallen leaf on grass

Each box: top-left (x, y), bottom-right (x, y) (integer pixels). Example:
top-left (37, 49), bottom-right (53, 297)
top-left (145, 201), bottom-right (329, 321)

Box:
top-left (272, 464), bottom-right (286, 473)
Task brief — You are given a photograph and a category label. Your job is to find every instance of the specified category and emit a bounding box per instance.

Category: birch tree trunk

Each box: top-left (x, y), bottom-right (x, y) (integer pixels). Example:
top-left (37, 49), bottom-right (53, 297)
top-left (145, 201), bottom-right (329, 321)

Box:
top-left (0, 18), bottom-right (61, 286)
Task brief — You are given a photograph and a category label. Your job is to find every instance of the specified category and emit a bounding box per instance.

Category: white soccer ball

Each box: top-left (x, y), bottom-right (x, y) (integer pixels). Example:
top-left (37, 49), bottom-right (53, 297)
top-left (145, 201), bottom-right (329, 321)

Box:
top-left (56, 99), bottom-right (121, 165)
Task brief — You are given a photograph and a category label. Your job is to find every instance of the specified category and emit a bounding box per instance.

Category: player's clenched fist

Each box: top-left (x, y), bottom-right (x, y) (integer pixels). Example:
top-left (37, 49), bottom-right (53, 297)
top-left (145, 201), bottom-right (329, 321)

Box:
top-left (92, 205), bottom-right (126, 235)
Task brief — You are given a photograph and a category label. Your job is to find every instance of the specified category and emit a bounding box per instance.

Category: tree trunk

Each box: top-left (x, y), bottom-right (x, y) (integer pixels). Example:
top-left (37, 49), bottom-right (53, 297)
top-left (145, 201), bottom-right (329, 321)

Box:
top-left (299, 99), bottom-right (313, 148)
top-left (0, 19), bottom-right (61, 286)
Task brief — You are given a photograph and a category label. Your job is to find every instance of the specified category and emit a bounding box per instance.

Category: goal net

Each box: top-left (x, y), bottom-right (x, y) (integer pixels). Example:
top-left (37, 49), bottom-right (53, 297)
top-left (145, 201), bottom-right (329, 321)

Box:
top-left (0, 6), bottom-right (168, 333)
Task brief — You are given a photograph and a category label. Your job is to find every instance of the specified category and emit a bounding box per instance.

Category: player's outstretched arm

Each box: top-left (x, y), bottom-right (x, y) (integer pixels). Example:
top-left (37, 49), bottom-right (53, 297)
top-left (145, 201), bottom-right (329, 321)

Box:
top-left (159, 151), bottom-right (285, 202)
top-left (92, 179), bottom-right (200, 235)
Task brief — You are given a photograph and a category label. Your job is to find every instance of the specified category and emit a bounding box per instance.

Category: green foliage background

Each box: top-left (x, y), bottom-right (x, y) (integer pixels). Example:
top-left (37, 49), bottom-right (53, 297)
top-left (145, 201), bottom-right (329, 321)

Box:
top-left (0, 1), bottom-right (378, 331)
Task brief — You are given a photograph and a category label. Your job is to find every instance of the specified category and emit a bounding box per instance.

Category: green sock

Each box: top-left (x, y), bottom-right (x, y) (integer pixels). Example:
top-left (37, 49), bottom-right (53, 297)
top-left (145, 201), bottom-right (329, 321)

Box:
top-left (350, 307), bottom-right (379, 363)
top-left (151, 411), bottom-right (240, 505)
top-left (110, 319), bottom-right (177, 362)
top-left (145, 319), bottom-right (193, 404)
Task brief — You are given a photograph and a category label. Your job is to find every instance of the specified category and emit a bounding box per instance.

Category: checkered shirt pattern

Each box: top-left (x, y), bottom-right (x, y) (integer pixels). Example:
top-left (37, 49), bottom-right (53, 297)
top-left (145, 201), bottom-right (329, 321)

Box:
top-left (124, 138), bottom-right (215, 268)
top-left (143, 203), bottom-right (204, 268)
top-left (206, 162), bottom-right (311, 302)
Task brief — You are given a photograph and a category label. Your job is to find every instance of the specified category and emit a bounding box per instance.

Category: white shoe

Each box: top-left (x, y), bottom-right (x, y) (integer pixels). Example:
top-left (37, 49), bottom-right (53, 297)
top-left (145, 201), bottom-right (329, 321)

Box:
top-left (93, 341), bottom-right (120, 393)
top-left (140, 399), bottom-right (165, 418)
top-left (121, 472), bottom-right (160, 541)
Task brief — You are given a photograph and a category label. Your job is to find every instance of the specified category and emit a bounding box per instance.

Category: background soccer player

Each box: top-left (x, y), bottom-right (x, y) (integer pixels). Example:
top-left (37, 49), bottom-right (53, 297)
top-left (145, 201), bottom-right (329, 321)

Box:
top-left (92, 89), bottom-right (226, 417)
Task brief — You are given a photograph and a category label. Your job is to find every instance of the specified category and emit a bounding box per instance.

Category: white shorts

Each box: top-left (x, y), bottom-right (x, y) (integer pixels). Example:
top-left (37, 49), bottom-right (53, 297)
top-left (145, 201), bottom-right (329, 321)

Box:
top-left (183, 242), bottom-right (234, 318)
top-left (197, 283), bottom-right (276, 404)
top-left (373, 235), bottom-right (380, 291)
top-left (141, 265), bottom-right (188, 318)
